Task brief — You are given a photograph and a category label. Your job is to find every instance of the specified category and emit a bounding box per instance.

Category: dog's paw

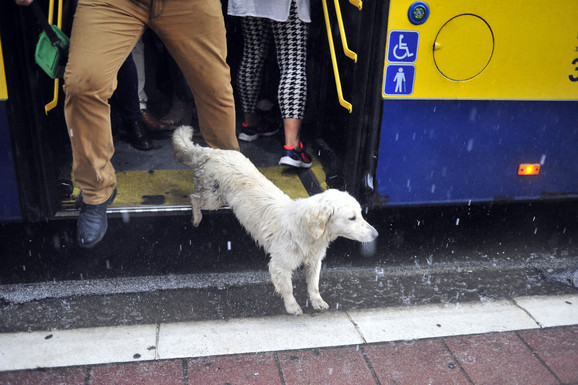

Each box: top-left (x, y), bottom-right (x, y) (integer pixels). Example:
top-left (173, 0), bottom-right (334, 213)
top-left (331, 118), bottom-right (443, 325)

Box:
top-left (191, 211), bottom-right (202, 227)
top-left (284, 300), bottom-right (304, 316)
top-left (311, 298), bottom-right (329, 311)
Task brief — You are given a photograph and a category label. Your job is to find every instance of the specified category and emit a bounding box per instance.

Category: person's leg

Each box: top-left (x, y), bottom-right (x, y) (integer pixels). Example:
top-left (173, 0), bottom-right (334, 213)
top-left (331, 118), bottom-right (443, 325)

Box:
top-left (133, 36), bottom-right (170, 134)
top-left (272, 1), bottom-right (309, 145)
top-left (133, 38), bottom-right (148, 110)
top-left (282, 118), bottom-right (302, 149)
top-left (150, 0), bottom-right (239, 151)
top-left (64, 0), bottom-right (147, 203)
top-left (238, 17), bottom-right (270, 125)
top-left (113, 53), bottom-right (153, 150)
top-left (272, 1), bottom-right (311, 167)
top-left (63, 0), bottom-right (147, 246)
top-left (236, 16), bottom-right (278, 141)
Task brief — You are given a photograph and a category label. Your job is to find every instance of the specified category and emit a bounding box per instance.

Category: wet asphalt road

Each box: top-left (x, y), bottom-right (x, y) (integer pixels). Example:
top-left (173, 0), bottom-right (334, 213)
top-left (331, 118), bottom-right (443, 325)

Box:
top-left (0, 199), bottom-right (577, 332)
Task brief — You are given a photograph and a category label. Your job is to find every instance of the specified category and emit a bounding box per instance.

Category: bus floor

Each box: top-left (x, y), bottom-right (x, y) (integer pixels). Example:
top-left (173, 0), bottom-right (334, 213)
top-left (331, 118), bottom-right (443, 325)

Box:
top-left (60, 130), bottom-right (327, 213)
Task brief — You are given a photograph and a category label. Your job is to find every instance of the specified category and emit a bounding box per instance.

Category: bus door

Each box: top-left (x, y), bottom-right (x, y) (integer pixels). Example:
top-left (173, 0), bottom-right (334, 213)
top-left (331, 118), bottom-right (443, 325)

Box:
top-left (0, 32), bottom-right (21, 221)
top-left (0, 1), bottom-right (69, 221)
top-left (1, 0), bottom-right (335, 223)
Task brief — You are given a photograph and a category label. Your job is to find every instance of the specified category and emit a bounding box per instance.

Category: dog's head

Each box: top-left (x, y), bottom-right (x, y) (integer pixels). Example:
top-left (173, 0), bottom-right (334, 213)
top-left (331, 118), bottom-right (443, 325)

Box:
top-left (305, 190), bottom-right (378, 242)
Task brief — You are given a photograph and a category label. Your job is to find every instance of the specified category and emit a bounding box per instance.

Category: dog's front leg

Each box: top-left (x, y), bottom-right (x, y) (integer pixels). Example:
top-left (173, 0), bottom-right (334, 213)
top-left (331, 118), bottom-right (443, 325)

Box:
top-left (305, 259), bottom-right (329, 311)
top-left (269, 262), bottom-right (303, 315)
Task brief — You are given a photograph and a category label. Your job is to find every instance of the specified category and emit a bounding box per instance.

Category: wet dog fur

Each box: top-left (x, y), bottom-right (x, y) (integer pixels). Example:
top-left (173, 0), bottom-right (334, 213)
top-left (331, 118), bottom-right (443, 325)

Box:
top-left (172, 126), bottom-right (378, 315)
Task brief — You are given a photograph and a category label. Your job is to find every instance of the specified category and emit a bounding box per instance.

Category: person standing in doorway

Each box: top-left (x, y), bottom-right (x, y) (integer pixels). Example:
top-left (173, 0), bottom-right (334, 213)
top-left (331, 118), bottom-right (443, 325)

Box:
top-left (228, 0), bottom-right (312, 168)
top-left (16, 0), bottom-right (239, 248)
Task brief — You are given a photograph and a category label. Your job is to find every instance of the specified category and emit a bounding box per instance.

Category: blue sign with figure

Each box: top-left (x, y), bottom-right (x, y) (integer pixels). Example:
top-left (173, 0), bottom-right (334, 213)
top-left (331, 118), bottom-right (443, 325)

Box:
top-left (387, 30), bottom-right (419, 63)
top-left (384, 64), bottom-right (415, 95)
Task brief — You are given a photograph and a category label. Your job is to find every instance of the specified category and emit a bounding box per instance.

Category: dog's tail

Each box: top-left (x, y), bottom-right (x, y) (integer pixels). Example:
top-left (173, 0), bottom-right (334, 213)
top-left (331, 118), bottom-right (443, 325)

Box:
top-left (172, 125), bottom-right (209, 168)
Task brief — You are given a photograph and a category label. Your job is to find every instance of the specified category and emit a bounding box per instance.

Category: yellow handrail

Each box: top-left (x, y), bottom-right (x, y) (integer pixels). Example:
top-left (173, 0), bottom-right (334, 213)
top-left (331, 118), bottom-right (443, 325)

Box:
top-left (44, 0), bottom-right (63, 114)
top-left (322, 0), bottom-right (352, 113)
top-left (333, 0), bottom-right (357, 63)
top-left (349, 0), bottom-right (362, 11)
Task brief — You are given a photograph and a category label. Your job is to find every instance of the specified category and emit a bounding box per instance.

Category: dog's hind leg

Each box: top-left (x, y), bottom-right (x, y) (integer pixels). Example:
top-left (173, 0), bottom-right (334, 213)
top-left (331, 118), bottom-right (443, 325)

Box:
top-left (305, 259), bottom-right (329, 311)
top-left (190, 194), bottom-right (203, 227)
top-left (269, 261), bottom-right (303, 315)
top-left (190, 180), bottom-right (226, 227)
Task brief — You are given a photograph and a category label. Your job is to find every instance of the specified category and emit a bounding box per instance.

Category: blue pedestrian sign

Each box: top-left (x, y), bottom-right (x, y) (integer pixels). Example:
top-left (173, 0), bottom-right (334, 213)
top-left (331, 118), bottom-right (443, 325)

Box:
top-left (387, 30), bottom-right (419, 63)
top-left (383, 64), bottom-right (415, 96)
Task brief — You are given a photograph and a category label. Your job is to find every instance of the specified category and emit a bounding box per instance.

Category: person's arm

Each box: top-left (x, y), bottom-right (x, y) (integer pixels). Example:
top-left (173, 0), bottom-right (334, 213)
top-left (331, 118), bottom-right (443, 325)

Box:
top-left (15, 0), bottom-right (34, 5)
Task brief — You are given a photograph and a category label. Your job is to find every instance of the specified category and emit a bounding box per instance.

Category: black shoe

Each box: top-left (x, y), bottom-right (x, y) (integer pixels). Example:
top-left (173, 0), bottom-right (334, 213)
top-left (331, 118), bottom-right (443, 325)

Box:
top-left (76, 188), bottom-right (117, 248)
top-left (125, 120), bottom-right (153, 151)
top-left (238, 121), bottom-right (279, 142)
top-left (279, 142), bottom-right (313, 168)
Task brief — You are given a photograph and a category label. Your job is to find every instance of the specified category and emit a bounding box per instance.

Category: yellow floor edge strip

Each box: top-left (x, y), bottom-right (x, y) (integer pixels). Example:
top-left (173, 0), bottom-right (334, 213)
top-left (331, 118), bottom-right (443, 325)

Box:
top-left (64, 157), bottom-right (327, 208)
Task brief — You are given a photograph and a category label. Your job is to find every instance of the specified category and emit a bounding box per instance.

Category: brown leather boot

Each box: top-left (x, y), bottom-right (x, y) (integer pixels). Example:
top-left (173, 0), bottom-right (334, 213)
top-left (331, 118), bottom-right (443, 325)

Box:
top-left (141, 109), bottom-right (174, 138)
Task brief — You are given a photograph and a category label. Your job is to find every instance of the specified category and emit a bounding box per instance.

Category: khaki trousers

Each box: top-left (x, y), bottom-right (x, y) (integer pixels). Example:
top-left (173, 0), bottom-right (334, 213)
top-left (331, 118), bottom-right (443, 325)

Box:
top-left (63, 0), bottom-right (239, 204)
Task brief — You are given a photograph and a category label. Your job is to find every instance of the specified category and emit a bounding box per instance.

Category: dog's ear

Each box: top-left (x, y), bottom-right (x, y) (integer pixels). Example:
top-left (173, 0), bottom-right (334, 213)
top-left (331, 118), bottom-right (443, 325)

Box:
top-left (306, 203), bottom-right (333, 239)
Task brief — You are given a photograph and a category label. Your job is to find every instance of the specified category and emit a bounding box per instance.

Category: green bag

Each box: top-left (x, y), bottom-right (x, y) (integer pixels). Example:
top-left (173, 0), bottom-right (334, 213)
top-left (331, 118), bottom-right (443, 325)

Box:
top-left (31, 2), bottom-right (69, 79)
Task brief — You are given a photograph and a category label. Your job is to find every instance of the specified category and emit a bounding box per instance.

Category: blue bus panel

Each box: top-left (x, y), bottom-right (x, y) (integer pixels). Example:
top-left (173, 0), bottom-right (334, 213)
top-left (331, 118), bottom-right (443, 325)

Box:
top-left (0, 102), bottom-right (21, 221)
top-left (376, 100), bottom-right (578, 206)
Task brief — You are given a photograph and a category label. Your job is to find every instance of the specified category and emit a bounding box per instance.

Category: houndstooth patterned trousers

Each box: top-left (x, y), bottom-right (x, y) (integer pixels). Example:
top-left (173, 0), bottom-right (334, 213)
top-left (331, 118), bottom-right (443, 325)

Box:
top-left (237, 1), bottom-right (309, 120)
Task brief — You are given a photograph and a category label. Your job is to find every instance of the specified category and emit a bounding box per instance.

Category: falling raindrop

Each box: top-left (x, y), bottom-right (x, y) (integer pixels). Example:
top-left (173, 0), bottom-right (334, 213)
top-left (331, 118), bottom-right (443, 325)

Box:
top-left (227, 241), bottom-right (232, 250)
top-left (456, 218), bottom-right (460, 226)
top-left (469, 107), bottom-right (478, 121)
top-left (466, 139), bottom-right (474, 152)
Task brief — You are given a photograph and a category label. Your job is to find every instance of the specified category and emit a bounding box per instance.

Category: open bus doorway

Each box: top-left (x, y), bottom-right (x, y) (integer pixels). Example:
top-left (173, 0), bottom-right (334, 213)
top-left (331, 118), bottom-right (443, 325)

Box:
top-left (2, 0), bottom-right (371, 221)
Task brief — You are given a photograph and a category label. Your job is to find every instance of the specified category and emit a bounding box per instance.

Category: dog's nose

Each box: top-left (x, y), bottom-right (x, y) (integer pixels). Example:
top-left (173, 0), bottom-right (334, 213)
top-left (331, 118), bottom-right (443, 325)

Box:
top-left (370, 226), bottom-right (379, 240)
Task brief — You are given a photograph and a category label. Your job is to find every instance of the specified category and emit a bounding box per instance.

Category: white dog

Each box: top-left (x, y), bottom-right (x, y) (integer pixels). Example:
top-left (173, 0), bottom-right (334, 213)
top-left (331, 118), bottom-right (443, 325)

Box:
top-left (173, 126), bottom-right (378, 315)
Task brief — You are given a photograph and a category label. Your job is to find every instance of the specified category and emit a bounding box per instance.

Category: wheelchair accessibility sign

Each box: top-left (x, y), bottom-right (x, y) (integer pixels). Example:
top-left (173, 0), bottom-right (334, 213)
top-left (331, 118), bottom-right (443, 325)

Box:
top-left (383, 30), bottom-right (419, 96)
top-left (387, 30), bottom-right (419, 63)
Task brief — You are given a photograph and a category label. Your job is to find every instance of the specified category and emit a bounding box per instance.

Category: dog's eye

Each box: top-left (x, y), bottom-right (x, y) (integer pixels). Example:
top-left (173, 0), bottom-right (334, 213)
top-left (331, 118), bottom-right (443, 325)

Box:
top-left (349, 215), bottom-right (357, 221)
